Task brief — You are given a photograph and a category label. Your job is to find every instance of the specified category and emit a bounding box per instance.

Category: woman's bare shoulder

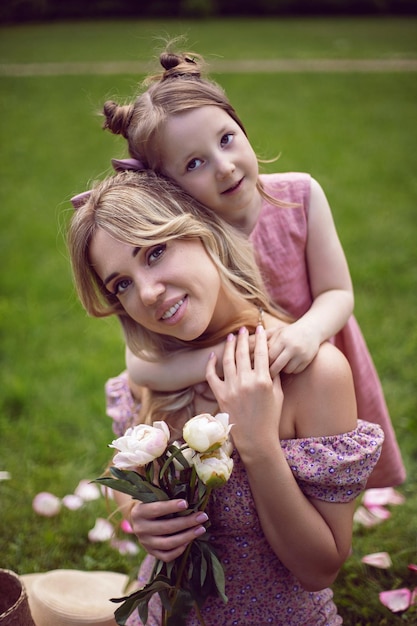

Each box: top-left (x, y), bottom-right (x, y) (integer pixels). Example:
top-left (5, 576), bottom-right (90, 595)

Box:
top-left (287, 342), bottom-right (357, 438)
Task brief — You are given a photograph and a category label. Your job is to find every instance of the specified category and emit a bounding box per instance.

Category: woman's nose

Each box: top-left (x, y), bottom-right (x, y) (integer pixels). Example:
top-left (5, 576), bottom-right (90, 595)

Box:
top-left (139, 278), bottom-right (165, 306)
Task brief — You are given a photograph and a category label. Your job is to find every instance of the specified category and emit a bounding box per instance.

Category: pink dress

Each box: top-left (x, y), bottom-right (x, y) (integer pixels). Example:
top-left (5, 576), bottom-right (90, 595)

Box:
top-left (251, 172), bottom-right (405, 489)
top-left (105, 373), bottom-right (384, 626)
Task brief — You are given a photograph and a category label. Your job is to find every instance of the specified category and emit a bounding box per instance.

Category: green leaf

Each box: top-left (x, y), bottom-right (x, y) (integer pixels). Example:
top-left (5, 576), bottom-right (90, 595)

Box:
top-left (209, 549), bottom-right (227, 603)
top-left (113, 576), bottom-right (174, 625)
top-left (95, 468), bottom-right (170, 503)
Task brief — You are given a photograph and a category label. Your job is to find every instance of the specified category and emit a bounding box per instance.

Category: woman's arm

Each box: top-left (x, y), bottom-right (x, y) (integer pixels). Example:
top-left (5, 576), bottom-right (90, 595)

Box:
top-left (206, 326), bottom-right (357, 590)
top-left (126, 343), bottom-right (224, 391)
top-left (268, 177), bottom-right (354, 377)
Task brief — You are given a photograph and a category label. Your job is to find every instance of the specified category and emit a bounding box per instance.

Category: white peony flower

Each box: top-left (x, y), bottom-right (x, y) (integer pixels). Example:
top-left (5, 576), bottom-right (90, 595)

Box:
top-left (192, 446), bottom-right (234, 489)
top-left (183, 413), bottom-right (231, 453)
top-left (110, 421), bottom-right (170, 470)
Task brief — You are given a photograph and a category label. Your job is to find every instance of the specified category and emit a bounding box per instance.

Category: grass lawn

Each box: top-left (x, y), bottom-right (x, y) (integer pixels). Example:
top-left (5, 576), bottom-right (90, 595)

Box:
top-left (0, 17), bottom-right (416, 625)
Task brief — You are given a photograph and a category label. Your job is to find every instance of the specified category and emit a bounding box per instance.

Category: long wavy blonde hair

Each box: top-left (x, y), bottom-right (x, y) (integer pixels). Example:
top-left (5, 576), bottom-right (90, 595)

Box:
top-left (68, 170), bottom-right (290, 429)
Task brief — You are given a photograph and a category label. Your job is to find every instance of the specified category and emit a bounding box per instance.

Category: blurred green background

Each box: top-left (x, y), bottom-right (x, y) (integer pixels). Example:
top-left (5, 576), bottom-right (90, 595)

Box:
top-left (0, 17), bottom-right (416, 625)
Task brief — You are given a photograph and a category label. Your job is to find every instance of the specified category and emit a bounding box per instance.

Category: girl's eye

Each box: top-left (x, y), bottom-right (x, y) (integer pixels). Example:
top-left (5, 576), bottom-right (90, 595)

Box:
top-left (186, 158), bottom-right (203, 172)
top-left (220, 133), bottom-right (233, 148)
top-left (147, 243), bottom-right (166, 264)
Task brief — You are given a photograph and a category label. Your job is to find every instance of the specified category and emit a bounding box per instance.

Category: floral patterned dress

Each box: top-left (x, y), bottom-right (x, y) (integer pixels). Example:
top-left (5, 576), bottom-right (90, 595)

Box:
top-left (106, 373), bottom-right (384, 626)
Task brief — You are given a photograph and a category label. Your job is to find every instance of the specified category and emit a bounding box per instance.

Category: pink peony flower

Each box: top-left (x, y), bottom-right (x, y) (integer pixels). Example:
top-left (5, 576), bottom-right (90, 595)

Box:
top-left (32, 492), bottom-right (61, 517)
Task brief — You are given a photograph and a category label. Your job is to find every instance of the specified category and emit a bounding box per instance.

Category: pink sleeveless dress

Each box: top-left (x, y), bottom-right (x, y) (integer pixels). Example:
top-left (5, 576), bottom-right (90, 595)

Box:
top-left (251, 172), bottom-right (405, 488)
top-left (105, 373), bottom-right (384, 626)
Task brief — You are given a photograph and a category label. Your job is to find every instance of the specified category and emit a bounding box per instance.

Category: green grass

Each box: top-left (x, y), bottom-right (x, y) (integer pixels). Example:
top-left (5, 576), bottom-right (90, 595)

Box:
top-left (1, 18), bottom-right (416, 625)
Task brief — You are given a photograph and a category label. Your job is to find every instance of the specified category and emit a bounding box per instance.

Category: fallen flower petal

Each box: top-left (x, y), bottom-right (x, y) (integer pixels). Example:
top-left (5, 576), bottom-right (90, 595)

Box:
top-left (353, 505), bottom-right (383, 527)
top-left (62, 494), bottom-right (84, 510)
top-left (363, 487), bottom-right (405, 508)
top-left (110, 538), bottom-right (139, 555)
top-left (408, 564), bottom-right (417, 573)
top-left (74, 479), bottom-right (101, 501)
top-left (32, 492), bottom-right (61, 517)
top-left (88, 517), bottom-right (113, 542)
top-left (362, 552), bottom-right (392, 569)
top-left (365, 504), bottom-right (391, 520)
top-left (120, 519), bottom-right (134, 534)
top-left (0, 471), bottom-right (11, 481)
top-left (379, 588), bottom-right (411, 613)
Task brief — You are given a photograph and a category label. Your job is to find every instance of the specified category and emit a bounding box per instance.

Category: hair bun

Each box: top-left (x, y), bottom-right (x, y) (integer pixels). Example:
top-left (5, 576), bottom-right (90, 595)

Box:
top-left (102, 101), bottom-right (133, 138)
top-left (160, 51), bottom-right (201, 81)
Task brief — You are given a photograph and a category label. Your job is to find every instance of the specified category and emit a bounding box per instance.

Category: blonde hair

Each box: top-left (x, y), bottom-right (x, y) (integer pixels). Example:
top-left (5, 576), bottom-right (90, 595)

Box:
top-left (68, 170), bottom-right (288, 357)
top-left (68, 170), bottom-right (292, 429)
top-left (102, 43), bottom-right (281, 206)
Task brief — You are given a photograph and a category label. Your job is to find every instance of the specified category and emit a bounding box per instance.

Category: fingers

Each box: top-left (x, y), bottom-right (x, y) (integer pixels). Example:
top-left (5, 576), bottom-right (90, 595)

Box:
top-left (130, 500), bottom-right (209, 563)
top-left (253, 324), bottom-right (270, 374)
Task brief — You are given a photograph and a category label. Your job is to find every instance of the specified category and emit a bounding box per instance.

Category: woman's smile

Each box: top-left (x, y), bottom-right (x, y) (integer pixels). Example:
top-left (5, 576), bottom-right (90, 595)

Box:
top-left (89, 228), bottom-right (232, 340)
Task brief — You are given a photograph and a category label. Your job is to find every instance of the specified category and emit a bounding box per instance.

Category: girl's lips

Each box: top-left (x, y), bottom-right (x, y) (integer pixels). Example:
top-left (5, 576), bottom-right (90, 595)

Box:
top-left (222, 177), bottom-right (243, 195)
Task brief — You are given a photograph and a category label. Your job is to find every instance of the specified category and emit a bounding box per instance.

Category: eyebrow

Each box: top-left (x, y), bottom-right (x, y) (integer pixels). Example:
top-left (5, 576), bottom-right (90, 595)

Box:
top-left (103, 246), bottom-right (141, 287)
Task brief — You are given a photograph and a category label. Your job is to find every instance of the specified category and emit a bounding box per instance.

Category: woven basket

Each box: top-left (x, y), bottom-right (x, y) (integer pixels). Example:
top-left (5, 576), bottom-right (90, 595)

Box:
top-left (0, 570), bottom-right (36, 626)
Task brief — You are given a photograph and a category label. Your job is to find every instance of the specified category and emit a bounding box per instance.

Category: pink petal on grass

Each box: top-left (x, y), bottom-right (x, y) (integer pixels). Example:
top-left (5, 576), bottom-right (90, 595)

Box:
top-left (363, 488), bottom-right (405, 508)
top-left (110, 538), bottom-right (139, 555)
top-left (362, 552), bottom-right (392, 569)
top-left (88, 517), bottom-right (113, 542)
top-left (62, 494), bottom-right (84, 510)
top-left (353, 505), bottom-right (383, 527)
top-left (408, 564), bottom-right (417, 573)
top-left (32, 492), bottom-right (61, 517)
top-left (74, 479), bottom-right (101, 501)
top-left (379, 588), bottom-right (411, 613)
top-left (365, 505), bottom-right (391, 521)
top-left (120, 519), bottom-right (134, 534)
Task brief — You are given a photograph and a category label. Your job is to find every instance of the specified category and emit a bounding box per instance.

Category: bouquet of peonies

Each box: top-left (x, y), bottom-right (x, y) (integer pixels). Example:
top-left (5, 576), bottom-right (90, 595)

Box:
top-left (96, 413), bottom-right (234, 626)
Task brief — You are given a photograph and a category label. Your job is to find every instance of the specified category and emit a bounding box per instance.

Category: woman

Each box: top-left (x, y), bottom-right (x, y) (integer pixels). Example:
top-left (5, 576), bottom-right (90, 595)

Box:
top-left (68, 170), bottom-right (383, 625)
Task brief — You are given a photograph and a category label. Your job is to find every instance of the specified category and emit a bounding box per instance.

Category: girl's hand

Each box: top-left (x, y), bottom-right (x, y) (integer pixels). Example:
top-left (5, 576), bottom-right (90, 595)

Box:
top-left (266, 322), bottom-right (321, 377)
top-left (206, 325), bottom-right (283, 454)
top-left (130, 499), bottom-right (208, 563)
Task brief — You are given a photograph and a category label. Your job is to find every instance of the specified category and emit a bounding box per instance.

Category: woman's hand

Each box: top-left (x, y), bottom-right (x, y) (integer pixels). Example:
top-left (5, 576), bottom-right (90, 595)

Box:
top-left (206, 324), bottom-right (283, 455)
top-left (129, 499), bottom-right (208, 563)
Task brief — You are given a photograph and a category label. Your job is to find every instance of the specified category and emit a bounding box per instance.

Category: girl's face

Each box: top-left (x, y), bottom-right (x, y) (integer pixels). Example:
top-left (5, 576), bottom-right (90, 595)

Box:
top-left (160, 106), bottom-right (261, 230)
top-left (89, 227), bottom-right (239, 340)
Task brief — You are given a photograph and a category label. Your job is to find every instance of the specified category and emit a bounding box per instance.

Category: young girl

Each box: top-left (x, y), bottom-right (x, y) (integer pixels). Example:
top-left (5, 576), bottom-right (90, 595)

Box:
top-left (101, 45), bottom-right (404, 490)
top-left (68, 170), bottom-right (384, 625)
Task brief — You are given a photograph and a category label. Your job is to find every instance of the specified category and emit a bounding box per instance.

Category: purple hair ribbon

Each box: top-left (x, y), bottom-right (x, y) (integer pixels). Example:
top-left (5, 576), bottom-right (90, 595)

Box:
top-left (70, 189), bottom-right (92, 210)
top-left (70, 158), bottom-right (145, 209)
top-left (111, 158), bottom-right (145, 172)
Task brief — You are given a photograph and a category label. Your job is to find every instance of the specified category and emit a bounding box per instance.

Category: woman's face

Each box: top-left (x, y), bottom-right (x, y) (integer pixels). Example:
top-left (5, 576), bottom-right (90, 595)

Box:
top-left (89, 227), bottom-right (234, 340)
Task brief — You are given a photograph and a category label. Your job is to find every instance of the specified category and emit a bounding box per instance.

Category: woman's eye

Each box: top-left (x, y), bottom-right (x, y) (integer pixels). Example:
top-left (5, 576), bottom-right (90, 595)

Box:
top-left (186, 158), bottom-right (203, 172)
top-left (220, 133), bottom-right (233, 148)
top-left (147, 243), bottom-right (166, 264)
top-left (114, 279), bottom-right (131, 296)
